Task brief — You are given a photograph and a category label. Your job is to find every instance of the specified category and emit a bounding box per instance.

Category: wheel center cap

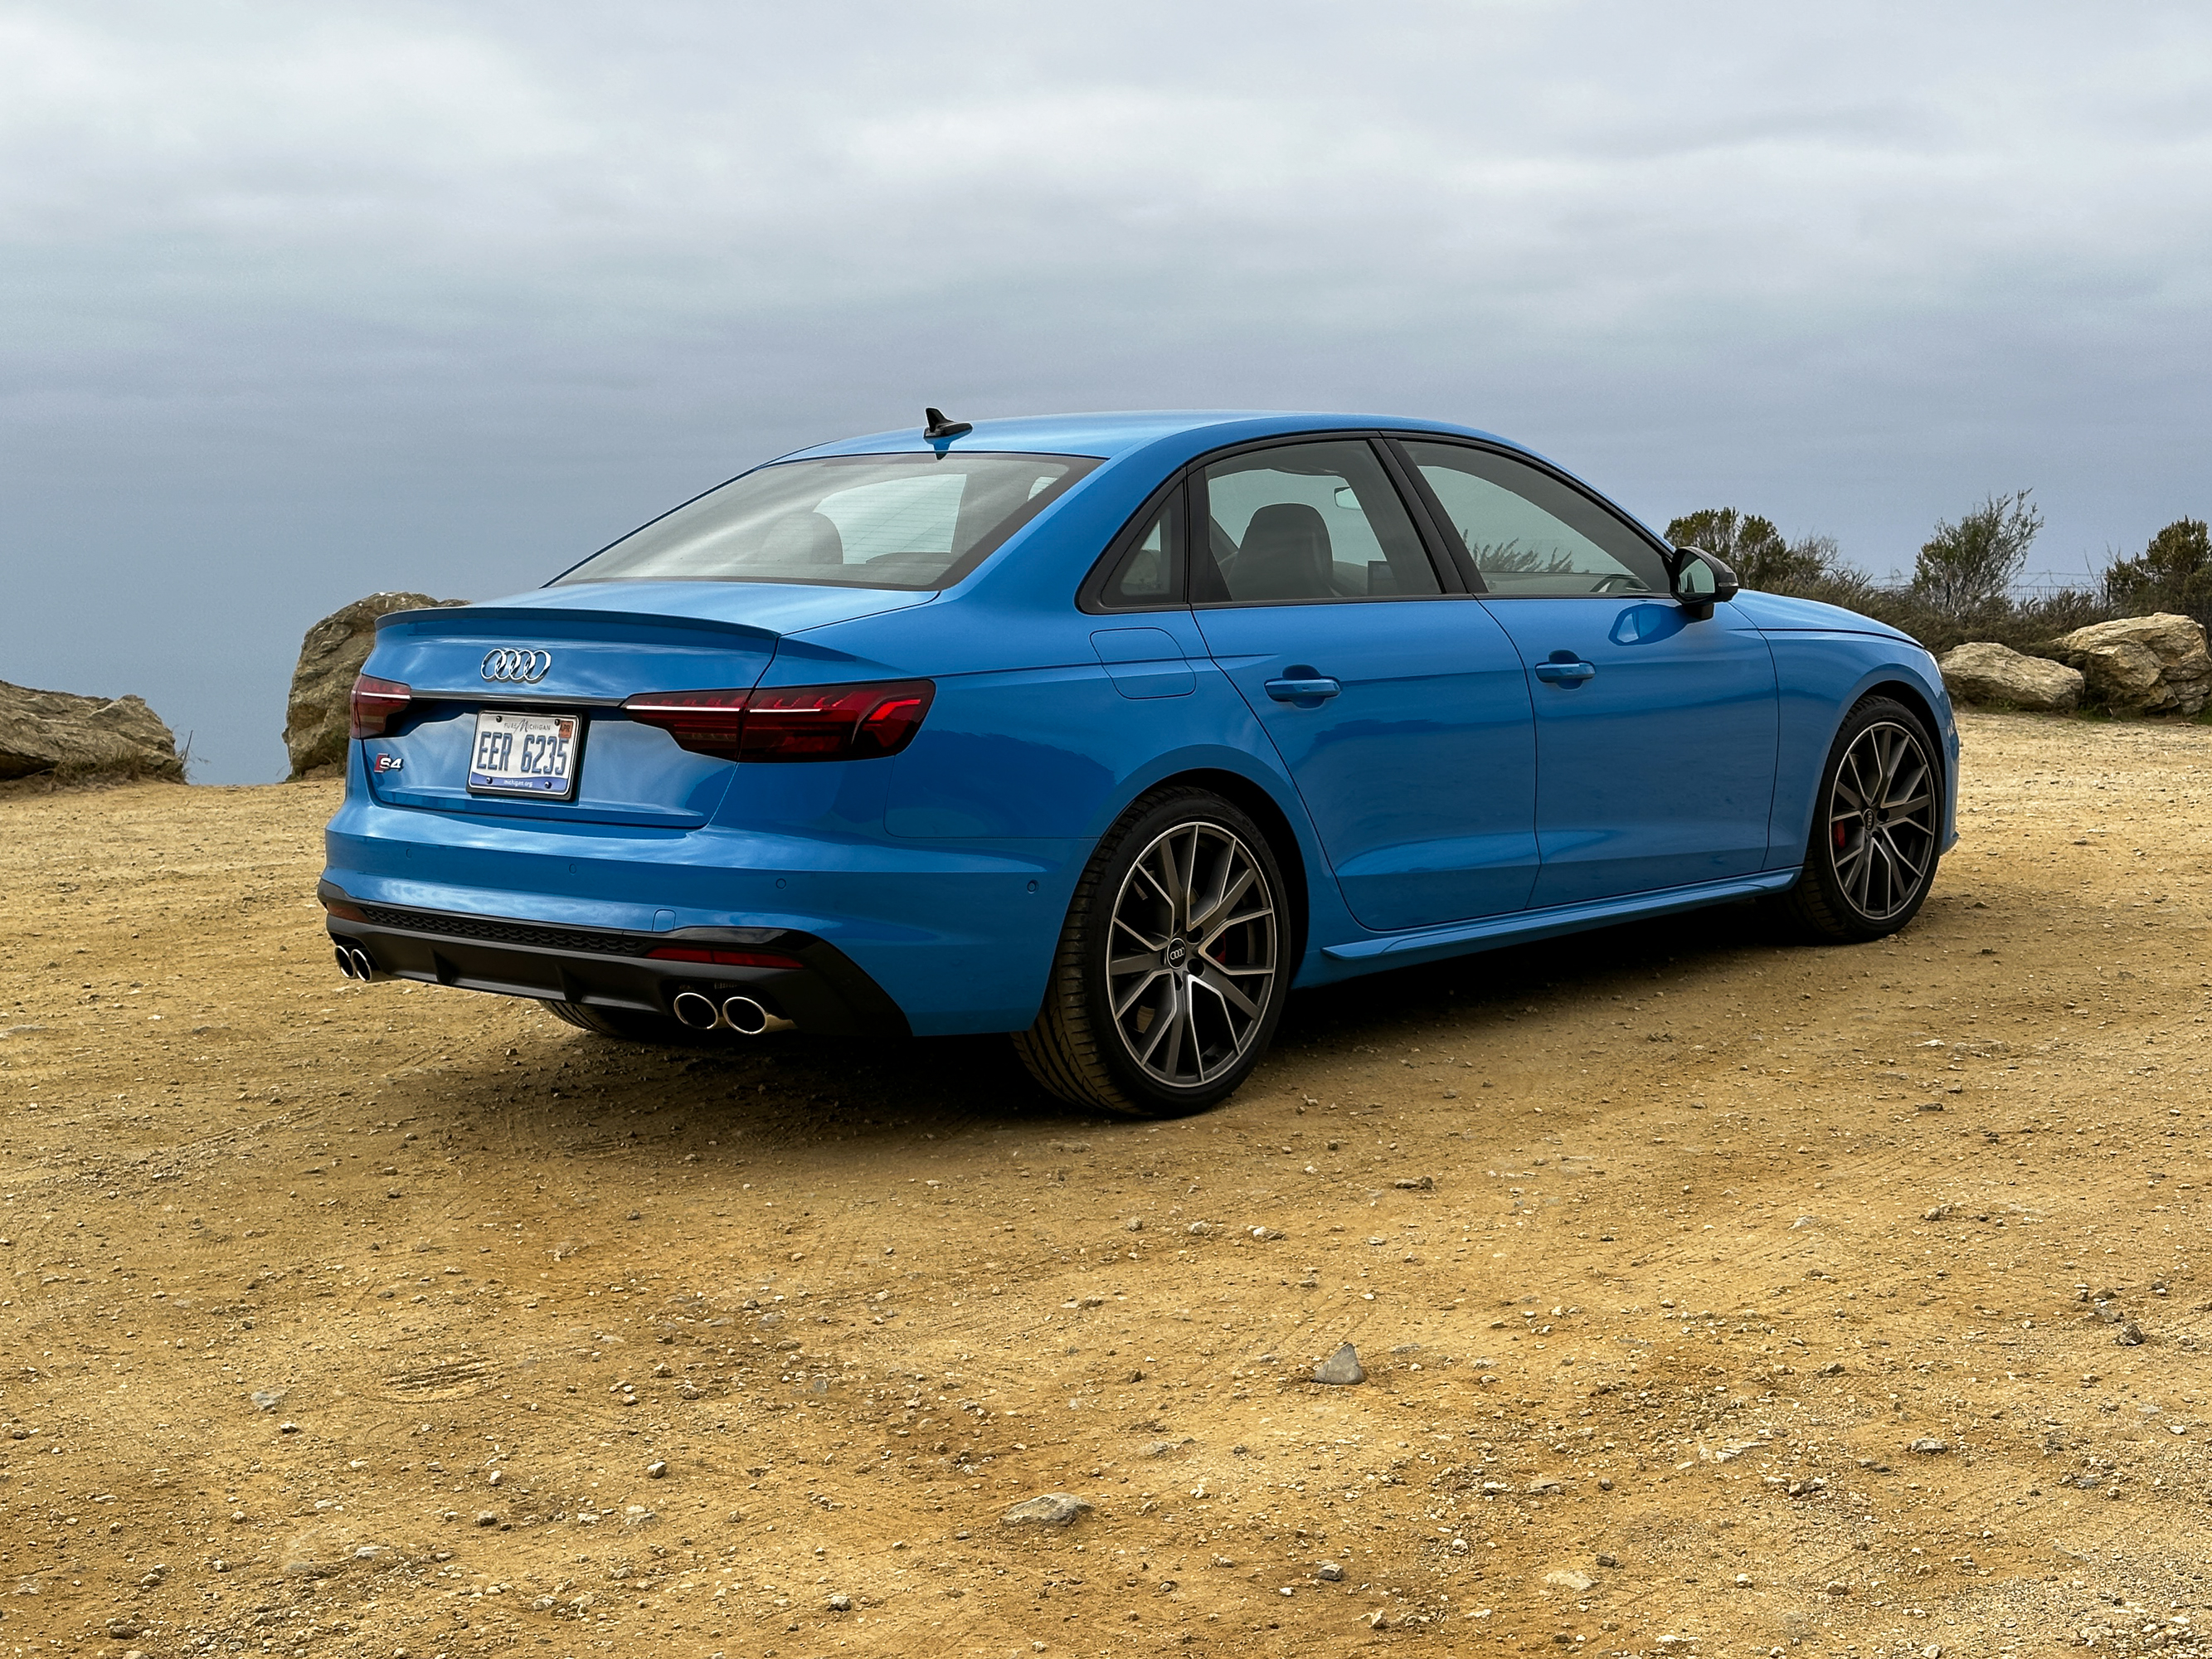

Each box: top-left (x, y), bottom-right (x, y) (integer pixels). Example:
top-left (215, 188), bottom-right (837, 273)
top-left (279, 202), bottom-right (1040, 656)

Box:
top-left (1165, 937), bottom-right (1189, 969)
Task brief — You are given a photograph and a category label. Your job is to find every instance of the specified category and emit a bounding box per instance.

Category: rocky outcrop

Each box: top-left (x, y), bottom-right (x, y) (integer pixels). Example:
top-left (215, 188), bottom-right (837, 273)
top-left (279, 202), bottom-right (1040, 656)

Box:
top-left (1937, 641), bottom-right (2084, 713)
top-left (2049, 613), bottom-right (2212, 717)
top-left (284, 592), bottom-right (464, 778)
top-left (0, 679), bottom-right (185, 784)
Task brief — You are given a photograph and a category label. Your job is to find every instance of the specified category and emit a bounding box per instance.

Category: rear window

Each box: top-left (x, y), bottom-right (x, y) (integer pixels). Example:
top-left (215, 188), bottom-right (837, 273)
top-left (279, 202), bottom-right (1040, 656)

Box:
top-left (553, 452), bottom-right (1099, 591)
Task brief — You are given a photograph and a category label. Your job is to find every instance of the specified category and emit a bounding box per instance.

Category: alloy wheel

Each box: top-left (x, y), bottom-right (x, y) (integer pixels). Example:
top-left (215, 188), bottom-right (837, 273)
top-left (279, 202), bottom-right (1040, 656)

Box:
top-left (1106, 820), bottom-right (1279, 1090)
top-left (1826, 719), bottom-right (1937, 922)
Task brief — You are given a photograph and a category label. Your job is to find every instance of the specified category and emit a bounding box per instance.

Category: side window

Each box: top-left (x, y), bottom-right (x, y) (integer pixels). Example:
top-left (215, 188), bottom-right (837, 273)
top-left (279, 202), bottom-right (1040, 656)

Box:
top-left (1094, 489), bottom-right (1184, 610)
top-left (1400, 441), bottom-right (1668, 597)
top-left (1196, 440), bottom-right (1441, 604)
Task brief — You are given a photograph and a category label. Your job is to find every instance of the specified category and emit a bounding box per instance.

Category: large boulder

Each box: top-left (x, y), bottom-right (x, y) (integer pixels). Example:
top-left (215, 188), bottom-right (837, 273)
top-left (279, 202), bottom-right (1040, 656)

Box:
top-left (1936, 641), bottom-right (2083, 713)
top-left (2049, 613), bottom-right (2212, 716)
top-left (284, 592), bottom-right (465, 778)
top-left (0, 679), bottom-right (185, 785)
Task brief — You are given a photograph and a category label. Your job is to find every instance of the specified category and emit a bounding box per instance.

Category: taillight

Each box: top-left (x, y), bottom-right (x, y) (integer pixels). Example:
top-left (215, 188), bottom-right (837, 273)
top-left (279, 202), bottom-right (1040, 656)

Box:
top-left (644, 946), bottom-right (805, 969)
top-left (621, 679), bottom-right (934, 763)
top-left (350, 674), bottom-right (412, 739)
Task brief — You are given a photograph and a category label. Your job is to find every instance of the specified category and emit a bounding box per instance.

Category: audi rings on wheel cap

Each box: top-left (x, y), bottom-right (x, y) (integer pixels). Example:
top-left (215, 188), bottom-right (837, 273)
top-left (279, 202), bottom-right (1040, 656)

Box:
top-left (480, 648), bottom-right (553, 684)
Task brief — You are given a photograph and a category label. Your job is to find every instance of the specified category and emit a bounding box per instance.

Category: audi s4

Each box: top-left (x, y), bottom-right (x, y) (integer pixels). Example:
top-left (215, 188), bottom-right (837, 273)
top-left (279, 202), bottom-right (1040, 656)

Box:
top-left (320, 410), bottom-right (1958, 1117)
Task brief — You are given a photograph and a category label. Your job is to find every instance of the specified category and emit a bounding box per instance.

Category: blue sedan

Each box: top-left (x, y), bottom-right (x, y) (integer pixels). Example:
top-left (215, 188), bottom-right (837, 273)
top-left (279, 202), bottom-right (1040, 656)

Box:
top-left (321, 410), bottom-right (1957, 1116)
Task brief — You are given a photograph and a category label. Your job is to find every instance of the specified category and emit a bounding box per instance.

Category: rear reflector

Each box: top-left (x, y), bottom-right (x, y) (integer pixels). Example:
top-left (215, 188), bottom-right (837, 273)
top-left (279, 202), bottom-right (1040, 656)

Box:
top-left (622, 679), bottom-right (934, 763)
top-left (350, 674), bottom-right (412, 739)
top-left (644, 946), bottom-right (805, 970)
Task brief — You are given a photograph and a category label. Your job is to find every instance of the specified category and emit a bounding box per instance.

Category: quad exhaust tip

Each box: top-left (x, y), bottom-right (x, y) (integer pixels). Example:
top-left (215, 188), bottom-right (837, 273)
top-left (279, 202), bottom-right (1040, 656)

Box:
top-left (335, 945), bottom-right (375, 980)
top-left (670, 989), bottom-right (794, 1034)
top-left (720, 995), bottom-right (795, 1037)
top-left (671, 990), bottom-right (720, 1029)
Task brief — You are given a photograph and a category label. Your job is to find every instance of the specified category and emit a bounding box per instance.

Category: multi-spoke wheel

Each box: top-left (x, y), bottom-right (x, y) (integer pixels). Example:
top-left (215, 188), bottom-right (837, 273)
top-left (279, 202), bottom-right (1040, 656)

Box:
top-left (1780, 697), bottom-right (1944, 941)
top-left (1014, 787), bottom-right (1290, 1116)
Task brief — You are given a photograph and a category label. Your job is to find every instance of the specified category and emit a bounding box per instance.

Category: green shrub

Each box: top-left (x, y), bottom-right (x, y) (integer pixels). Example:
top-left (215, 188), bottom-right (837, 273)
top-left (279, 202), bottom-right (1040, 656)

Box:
top-left (2103, 518), bottom-right (2212, 630)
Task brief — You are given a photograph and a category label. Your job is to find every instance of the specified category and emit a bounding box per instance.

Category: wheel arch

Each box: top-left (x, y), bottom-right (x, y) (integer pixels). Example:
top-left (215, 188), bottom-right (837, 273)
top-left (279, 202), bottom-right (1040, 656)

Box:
top-left (1850, 677), bottom-right (1952, 840)
top-left (1144, 766), bottom-right (1313, 971)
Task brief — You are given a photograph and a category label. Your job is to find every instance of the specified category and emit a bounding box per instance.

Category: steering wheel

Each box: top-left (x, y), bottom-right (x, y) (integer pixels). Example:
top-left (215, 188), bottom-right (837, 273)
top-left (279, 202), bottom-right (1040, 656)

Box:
top-left (1591, 572), bottom-right (1642, 595)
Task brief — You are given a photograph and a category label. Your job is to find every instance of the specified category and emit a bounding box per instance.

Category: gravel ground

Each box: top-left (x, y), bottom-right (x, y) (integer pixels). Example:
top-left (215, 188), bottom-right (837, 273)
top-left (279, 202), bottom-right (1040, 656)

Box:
top-left (1, 708), bottom-right (2209, 1658)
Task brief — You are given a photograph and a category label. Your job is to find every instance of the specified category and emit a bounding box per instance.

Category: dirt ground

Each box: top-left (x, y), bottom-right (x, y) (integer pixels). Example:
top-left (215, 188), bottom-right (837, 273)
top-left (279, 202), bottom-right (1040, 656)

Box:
top-left (2, 710), bottom-right (2210, 1659)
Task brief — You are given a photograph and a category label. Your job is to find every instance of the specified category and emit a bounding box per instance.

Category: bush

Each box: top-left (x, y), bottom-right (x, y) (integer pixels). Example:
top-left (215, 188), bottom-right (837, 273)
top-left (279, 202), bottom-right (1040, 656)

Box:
top-left (2103, 518), bottom-right (2212, 630)
top-left (1910, 490), bottom-right (2042, 629)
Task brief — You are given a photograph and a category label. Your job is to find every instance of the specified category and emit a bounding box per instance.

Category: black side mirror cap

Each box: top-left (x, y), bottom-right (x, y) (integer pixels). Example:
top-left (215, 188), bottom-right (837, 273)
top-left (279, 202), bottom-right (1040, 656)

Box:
top-left (1665, 547), bottom-right (1740, 618)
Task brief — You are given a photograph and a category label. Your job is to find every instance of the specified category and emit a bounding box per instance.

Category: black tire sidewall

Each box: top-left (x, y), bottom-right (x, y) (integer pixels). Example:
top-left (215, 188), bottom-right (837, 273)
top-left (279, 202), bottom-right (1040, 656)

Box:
top-left (1080, 791), bottom-right (1290, 1115)
top-left (1801, 698), bottom-right (1942, 940)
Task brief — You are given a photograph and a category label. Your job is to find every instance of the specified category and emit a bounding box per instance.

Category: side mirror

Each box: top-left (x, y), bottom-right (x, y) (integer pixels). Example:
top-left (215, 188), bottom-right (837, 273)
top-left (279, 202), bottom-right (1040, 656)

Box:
top-left (1666, 547), bottom-right (1739, 619)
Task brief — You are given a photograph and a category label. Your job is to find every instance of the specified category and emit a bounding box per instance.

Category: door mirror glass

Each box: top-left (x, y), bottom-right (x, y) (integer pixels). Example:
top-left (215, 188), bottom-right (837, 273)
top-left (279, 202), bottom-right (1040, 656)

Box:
top-left (1669, 547), bottom-right (1739, 613)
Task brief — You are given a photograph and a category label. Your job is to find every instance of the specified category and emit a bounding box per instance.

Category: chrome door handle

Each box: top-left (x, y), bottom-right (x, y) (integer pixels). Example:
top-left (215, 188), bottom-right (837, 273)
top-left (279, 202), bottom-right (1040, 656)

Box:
top-left (1264, 676), bottom-right (1342, 703)
top-left (1534, 657), bottom-right (1597, 684)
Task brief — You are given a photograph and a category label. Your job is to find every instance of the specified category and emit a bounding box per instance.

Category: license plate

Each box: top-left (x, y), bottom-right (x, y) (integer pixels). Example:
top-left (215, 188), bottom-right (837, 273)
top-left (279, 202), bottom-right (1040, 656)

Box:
top-left (468, 710), bottom-right (581, 799)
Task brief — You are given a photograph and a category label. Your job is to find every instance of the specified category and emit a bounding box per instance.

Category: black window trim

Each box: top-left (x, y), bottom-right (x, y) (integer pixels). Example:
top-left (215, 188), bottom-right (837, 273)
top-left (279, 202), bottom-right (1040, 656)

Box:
top-left (1378, 432), bottom-right (1675, 600)
top-left (1076, 470), bottom-right (1192, 616)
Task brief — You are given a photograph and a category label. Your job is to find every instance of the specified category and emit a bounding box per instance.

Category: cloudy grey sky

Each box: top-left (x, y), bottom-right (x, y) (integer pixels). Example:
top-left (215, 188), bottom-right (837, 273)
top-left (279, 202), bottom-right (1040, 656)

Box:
top-left (3, 0), bottom-right (2209, 781)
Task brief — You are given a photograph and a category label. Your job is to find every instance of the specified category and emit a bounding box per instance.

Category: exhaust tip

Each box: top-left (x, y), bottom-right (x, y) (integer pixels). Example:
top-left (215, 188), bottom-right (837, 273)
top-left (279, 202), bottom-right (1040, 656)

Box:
top-left (335, 945), bottom-right (358, 980)
top-left (671, 990), bottom-right (720, 1030)
top-left (721, 995), bottom-right (794, 1036)
top-left (348, 947), bottom-right (376, 980)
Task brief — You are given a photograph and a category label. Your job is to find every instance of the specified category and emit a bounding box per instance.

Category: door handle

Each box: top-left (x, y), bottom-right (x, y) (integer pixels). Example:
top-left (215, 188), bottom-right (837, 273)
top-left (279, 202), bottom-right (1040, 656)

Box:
top-left (1264, 675), bottom-right (1342, 703)
top-left (1534, 655), bottom-right (1597, 685)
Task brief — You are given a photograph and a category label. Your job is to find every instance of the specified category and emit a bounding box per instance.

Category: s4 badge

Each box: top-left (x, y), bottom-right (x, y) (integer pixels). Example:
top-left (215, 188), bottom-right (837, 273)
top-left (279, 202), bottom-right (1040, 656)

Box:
top-left (373, 752), bottom-right (403, 772)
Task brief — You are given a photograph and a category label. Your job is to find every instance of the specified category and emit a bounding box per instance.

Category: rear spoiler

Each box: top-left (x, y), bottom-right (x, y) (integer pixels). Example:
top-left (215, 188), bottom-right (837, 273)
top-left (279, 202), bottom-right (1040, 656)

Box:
top-left (373, 605), bottom-right (782, 649)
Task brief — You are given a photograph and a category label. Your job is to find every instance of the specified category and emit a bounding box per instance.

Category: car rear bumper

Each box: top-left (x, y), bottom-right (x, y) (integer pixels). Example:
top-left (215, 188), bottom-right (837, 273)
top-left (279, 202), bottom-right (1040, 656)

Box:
top-left (318, 882), bottom-right (910, 1038)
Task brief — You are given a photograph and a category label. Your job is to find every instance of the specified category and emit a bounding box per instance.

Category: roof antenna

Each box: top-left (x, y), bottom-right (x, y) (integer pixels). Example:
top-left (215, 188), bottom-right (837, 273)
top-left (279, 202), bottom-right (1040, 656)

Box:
top-left (922, 406), bottom-right (973, 440)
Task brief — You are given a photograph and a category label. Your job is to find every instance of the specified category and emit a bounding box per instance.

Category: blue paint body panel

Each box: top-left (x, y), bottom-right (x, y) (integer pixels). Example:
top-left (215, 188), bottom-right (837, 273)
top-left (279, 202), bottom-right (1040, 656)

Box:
top-left (321, 411), bottom-right (1958, 1036)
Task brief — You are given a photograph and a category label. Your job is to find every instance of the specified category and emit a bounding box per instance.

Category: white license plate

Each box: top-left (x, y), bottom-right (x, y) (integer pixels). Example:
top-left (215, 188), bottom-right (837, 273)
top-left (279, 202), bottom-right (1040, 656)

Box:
top-left (468, 710), bottom-right (581, 799)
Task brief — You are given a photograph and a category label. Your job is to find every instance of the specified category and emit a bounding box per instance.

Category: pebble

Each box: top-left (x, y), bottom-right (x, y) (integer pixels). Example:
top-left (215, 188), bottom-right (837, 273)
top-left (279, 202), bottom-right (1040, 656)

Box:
top-left (1315, 1561), bottom-right (1345, 1582)
top-left (1391, 1175), bottom-right (1435, 1191)
top-left (475, 1511), bottom-right (498, 1527)
top-left (1185, 1221), bottom-right (1213, 1236)
top-left (488, 1471), bottom-right (501, 1487)
top-left (647, 1461), bottom-right (668, 1479)
top-left (827, 1593), bottom-right (852, 1612)
top-left (1002, 1493), bottom-right (1091, 1527)
top-left (278, 1421), bottom-right (299, 1435)
top-left (1596, 1554), bottom-right (1618, 1568)
top-left (1908, 1438), bottom-right (1950, 1455)
top-left (2113, 1321), bottom-right (2145, 1346)
top-left (1313, 1343), bottom-right (1365, 1386)
top-left (249, 1389), bottom-right (284, 1413)
top-left (1125, 1218), bottom-right (1143, 1232)
top-left (1544, 1569), bottom-right (1593, 1592)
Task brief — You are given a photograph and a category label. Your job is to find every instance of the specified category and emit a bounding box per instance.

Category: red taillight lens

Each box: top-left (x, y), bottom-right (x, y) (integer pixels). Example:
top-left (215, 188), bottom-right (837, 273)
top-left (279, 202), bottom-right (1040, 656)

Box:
top-left (644, 946), bottom-right (805, 969)
top-left (350, 674), bottom-right (412, 739)
top-left (622, 679), bottom-right (934, 764)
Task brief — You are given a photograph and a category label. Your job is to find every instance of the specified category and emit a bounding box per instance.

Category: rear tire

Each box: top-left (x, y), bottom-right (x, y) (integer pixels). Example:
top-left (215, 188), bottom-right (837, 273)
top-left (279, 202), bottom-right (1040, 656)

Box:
top-left (1778, 696), bottom-right (1943, 942)
top-left (541, 1000), bottom-right (696, 1043)
top-left (1013, 787), bottom-right (1290, 1117)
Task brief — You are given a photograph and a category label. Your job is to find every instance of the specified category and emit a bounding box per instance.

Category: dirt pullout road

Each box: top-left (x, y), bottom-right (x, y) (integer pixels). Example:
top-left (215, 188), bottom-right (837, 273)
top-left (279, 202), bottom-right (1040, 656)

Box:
top-left (1, 710), bottom-right (2209, 1659)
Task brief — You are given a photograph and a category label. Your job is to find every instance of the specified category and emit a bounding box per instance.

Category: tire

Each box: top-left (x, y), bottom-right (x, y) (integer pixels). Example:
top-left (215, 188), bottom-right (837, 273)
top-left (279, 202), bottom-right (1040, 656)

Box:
top-left (1013, 787), bottom-right (1291, 1117)
top-left (1778, 696), bottom-right (1943, 942)
top-left (541, 1000), bottom-right (698, 1043)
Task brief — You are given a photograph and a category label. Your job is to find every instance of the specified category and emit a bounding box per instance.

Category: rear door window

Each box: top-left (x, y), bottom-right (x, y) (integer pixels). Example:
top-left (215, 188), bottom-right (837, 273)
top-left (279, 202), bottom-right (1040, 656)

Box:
top-left (1196, 440), bottom-right (1442, 604)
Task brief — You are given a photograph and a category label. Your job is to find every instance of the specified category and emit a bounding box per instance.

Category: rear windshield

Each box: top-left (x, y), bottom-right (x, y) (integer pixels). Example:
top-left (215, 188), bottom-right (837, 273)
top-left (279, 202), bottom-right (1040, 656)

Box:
top-left (552, 452), bottom-right (1099, 591)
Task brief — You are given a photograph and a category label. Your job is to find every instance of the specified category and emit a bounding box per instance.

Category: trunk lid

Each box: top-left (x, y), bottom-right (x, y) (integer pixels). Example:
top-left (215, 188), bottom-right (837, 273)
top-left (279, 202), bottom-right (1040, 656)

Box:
top-left (357, 581), bottom-right (933, 827)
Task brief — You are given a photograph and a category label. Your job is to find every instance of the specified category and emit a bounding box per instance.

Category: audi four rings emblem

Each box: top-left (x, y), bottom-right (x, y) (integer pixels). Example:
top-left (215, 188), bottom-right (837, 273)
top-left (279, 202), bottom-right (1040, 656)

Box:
top-left (480, 649), bottom-right (553, 684)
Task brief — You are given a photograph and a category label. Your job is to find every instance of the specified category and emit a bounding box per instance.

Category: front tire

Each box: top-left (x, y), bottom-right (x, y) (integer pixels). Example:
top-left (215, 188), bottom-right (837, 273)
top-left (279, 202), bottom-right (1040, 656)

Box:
top-left (1014, 787), bottom-right (1290, 1117)
top-left (1779, 696), bottom-right (1943, 941)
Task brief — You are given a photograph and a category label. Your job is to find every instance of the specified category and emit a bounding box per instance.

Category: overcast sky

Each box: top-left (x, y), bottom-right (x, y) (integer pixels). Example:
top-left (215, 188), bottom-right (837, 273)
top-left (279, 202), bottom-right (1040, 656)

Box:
top-left (3, 0), bottom-right (2209, 781)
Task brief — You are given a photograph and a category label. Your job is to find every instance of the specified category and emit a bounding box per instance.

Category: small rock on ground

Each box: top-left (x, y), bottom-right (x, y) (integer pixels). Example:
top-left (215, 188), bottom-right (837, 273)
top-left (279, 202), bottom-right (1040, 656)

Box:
top-left (1544, 1569), bottom-right (1594, 1592)
top-left (1002, 1493), bottom-right (1091, 1527)
top-left (1313, 1343), bottom-right (1365, 1385)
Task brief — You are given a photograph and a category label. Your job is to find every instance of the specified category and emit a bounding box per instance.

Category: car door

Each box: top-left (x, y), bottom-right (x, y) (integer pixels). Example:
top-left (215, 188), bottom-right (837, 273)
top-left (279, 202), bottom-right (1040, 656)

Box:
top-left (1394, 439), bottom-right (1779, 909)
top-left (1185, 437), bottom-right (1539, 933)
